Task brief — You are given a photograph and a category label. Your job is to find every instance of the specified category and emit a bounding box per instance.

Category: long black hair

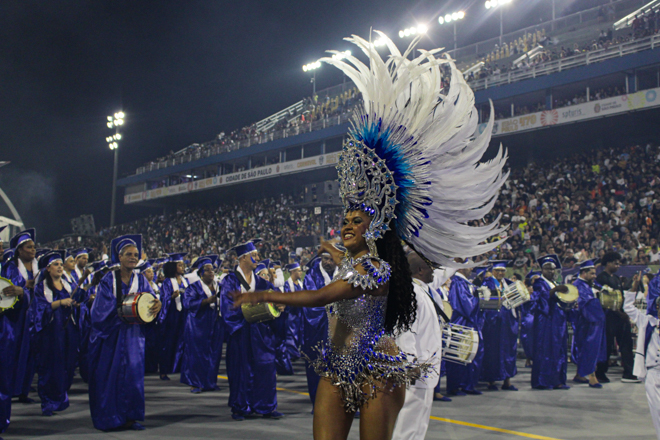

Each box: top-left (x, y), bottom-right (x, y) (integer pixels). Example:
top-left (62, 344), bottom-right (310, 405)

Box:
top-left (163, 261), bottom-right (179, 278)
top-left (376, 229), bottom-right (416, 335)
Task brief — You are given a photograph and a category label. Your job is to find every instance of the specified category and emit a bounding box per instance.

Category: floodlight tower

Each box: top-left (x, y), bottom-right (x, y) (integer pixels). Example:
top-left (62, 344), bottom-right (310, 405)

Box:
top-left (485, 0), bottom-right (512, 45)
top-left (438, 11), bottom-right (466, 51)
top-left (106, 111), bottom-right (124, 227)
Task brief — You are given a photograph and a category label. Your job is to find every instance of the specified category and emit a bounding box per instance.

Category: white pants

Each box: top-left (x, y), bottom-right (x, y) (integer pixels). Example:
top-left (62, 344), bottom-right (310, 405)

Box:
top-left (392, 386), bottom-right (433, 440)
top-left (645, 368), bottom-right (660, 440)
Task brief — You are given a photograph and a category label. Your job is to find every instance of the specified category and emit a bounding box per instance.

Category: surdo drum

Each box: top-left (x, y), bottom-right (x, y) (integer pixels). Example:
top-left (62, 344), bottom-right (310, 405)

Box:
top-left (441, 323), bottom-right (480, 365)
top-left (502, 280), bottom-right (531, 310)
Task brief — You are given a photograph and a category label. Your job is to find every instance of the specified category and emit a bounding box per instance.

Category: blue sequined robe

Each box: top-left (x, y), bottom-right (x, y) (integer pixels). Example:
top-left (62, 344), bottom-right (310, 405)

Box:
top-left (88, 271), bottom-right (154, 430)
top-left (158, 277), bottom-right (187, 375)
top-left (301, 262), bottom-right (333, 406)
top-left (571, 278), bottom-right (607, 377)
top-left (0, 259), bottom-right (34, 433)
top-left (445, 273), bottom-right (484, 393)
top-left (32, 279), bottom-right (80, 414)
top-left (220, 271), bottom-right (284, 415)
top-left (479, 277), bottom-right (518, 383)
top-left (530, 276), bottom-right (568, 388)
top-left (180, 278), bottom-right (224, 390)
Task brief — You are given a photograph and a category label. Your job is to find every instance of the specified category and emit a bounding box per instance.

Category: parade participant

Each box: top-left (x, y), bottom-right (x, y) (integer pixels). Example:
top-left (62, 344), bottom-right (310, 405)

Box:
top-left (137, 260), bottom-right (160, 374)
top-left (624, 273), bottom-right (660, 439)
top-left (521, 271), bottom-right (540, 367)
top-left (234, 30), bottom-right (507, 440)
top-left (220, 241), bottom-right (283, 420)
top-left (0, 229), bottom-right (39, 403)
top-left (181, 255), bottom-right (224, 393)
top-left (446, 259), bottom-right (484, 396)
top-left (0, 229), bottom-right (37, 433)
top-left (78, 260), bottom-right (107, 383)
top-left (430, 270), bottom-right (453, 402)
top-left (530, 255), bottom-right (570, 390)
top-left (271, 260), bottom-right (285, 289)
top-left (31, 251), bottom-right (79, 416)
top-left (71, 248), bottom-right (91, 285)
top-left (595, 252), bottom-right (638, 383)
top-left (480, 261), bottom-right (519, 391)
top-left (62, 250), bottom-right (77, 285)
top-left (88, 234), bottom-right (161, 431)
top-left (571, 260), bottom-right (606, 388)
top-left (301, 253), bottom-right (335, 409)
top-left (283, 262), bottom-right (303, 361)
top-left (158, 252), bottom-right (188, 380)
top-left (273, 260), bottom-right (297, 375)
top-left (392, 251), bottom-right (442, 440)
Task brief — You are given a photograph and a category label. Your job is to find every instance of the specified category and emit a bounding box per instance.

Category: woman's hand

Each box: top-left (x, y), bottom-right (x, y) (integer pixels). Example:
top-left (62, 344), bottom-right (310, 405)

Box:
top-left (60, 298), bottom-right (74, 308)
top-left (3, 285), bottom-right (24, 297)
top-left (25, 280), bottom-right (35, 290)
top-left (172, 290), bottom-right (180, 299)
top-left (149, 298), bottom-right (162, 315)
top-left (231, 291), bottom-right (265, 308)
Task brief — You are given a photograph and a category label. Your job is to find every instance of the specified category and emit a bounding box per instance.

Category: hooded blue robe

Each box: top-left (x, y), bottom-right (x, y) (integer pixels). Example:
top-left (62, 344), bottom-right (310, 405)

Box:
top-left (0, 260), bottom-right (33, 433)
top-left (571, 278), bottom-right (607, 377)
top-left (158, 277), bottom-right (187, 375)
top-left (180, 277), bottom-right (224, 390)
top-left (31, 278), bottom-right (79, 414)
top-left (221, 271), bottom-right (284, 416)
top-left (530, 276), bottom-right (569, 389)
top-left (479, 276), bottom-right (518, 383)
top-left (88, 271), bottom-right (154, 430)
top-left (301, 261), bottom-right (333, 406)
top-left (445, 274), bottom-right (484, 393)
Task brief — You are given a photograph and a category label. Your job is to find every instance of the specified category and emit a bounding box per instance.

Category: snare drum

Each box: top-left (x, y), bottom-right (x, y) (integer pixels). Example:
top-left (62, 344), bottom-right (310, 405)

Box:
top-left (441, 323), bottom-right (479, 365)
top-left (597, 286), bottom-right (623, 311)
top-left (0, 277), bottom-right (18, 315)
top-left (554, 285), bottom-right (579, 311)
top-left (117, 293), bottom-right (157, 324)
top-left (241, 301), bottom-right (281, 323)
top-left (502, 280), bottom-right (531, 310)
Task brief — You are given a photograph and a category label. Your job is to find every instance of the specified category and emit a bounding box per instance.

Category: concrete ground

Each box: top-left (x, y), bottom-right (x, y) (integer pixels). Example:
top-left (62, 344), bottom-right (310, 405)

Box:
top-left (3, 359), bottom-right (655, 440)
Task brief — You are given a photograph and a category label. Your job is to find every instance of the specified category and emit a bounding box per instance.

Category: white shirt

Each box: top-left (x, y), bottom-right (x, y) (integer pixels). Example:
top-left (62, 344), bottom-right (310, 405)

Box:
top-left (624, 291), bottom-right (660, 378)
top-left (396, 279), bottom-right (442, 389)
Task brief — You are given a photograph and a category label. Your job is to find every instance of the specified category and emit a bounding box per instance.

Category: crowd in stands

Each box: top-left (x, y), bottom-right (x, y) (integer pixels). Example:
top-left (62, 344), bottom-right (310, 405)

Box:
top-left (507, 86), bottom-right (627, 118)
top-left (45, 141), bottom-right (660, 275)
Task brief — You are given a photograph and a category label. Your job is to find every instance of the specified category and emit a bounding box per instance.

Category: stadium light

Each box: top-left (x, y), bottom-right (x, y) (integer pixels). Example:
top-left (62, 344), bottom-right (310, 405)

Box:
top-left (106, 111), bottom-right (125, 227)
top-left (398, 24), bottom-right (428, 39)
top-left (485, 0), bottom-right (512, 45)
top-left (438, 11), bottom-right (465, 51)
top-left (302, 61), bottom-right (322, 95)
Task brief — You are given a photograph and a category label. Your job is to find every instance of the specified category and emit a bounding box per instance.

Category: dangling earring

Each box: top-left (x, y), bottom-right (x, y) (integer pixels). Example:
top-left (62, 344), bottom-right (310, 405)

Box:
top-left (364, 231), bottom-right (379, 258)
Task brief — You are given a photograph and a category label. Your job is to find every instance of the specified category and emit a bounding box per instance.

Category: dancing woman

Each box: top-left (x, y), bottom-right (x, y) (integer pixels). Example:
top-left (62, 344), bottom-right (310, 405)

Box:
top-left (233, 32), bottom-right (507, 440)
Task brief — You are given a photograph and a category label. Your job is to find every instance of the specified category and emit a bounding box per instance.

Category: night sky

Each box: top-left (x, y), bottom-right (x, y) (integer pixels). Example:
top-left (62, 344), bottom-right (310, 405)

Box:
top-left (0, 0), bottom-right (565, 241)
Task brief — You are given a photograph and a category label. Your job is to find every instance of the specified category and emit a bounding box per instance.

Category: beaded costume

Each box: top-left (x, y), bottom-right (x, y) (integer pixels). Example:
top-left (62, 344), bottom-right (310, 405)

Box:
top-left (309, 32), bottom-right (507, 411)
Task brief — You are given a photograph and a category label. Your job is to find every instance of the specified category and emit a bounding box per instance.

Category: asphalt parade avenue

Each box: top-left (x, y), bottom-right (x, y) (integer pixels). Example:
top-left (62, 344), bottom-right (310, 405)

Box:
top-left (4, 358), bottom-right (654, 439)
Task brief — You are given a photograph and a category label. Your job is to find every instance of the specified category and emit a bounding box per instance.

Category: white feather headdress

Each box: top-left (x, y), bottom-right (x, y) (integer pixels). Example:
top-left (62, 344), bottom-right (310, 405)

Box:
top-left (324, 32), bottom-right (508, 268)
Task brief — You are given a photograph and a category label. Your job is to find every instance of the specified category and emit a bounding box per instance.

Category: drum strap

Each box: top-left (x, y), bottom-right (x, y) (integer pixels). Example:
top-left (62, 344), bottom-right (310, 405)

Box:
top-left (424, 286), bottom-right (450, 323)
top-left (234, 270), bottom-right (251, 292)
top-left (114, 269), bottom-right (123, 312)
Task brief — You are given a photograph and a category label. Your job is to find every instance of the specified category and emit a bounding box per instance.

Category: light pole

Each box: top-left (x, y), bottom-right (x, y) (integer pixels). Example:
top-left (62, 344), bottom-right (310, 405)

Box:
top-left (485, 0), bottom-right (512, 46)
top-left (302, 50), bottom-right (350, 96)
top-left (398, 24), bottom-right (428, 40)
top-left (106, 111), bottom-right (124, 227)
top-left (438, 11), bottom-right (465, 52)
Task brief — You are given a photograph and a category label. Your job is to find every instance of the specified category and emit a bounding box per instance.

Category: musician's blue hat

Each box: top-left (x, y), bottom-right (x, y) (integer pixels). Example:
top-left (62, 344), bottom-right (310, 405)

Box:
top-left (10, 228), bottom-right (35, 250)
top-left (232, 242), bottom-right (256, 258)
top-left (110, 234), bottom-right (142, 266)
top-left (537, 254), bottom-right (561, 270)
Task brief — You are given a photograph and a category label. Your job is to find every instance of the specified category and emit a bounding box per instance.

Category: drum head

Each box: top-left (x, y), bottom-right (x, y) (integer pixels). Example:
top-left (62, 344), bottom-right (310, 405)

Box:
top-left (556, 285), bottom-right (579, 303)
top-left (0, 277), bottom-right (17, 309)
top-left (267, 303), bottom-right (281, 318)
top-left (442, 300), bottom-right (453, 321)
top-left (137, 293), bottom-right (157, 323)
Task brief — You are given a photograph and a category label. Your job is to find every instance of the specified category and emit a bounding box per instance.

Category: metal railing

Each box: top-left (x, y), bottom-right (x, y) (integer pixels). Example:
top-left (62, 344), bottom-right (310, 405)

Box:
top-left (468, 33), bottom-right (660, 91)
top-left (136, 113), bottom-right (352, 175)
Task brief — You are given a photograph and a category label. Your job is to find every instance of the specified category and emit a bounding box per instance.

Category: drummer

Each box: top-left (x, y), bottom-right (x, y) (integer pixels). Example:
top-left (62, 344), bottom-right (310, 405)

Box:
top-left (78, 260), bottom-right (107, 383)
top-left (71, 248), bottom-right (92, 285)
top-left (220, 241), bottom-right (283, 420)
top-left (158, 252), bottom-right (189, 381)
top-left (180, 255), bottom-right (224, 394)
top-left (480, 261), bottom-right (519, 391)
top-left (529, 254), bottom-right (571, 390)
top-left (445, 258), bottom-right (484, 396)
top-left (571, 260), bottom-right (607, 388)
top-left (0, 229), bottom-right (37, 434)
top-left (88, 234), bottom-right (162, 431)
top-left (137, 260), bottom-right (161, 374)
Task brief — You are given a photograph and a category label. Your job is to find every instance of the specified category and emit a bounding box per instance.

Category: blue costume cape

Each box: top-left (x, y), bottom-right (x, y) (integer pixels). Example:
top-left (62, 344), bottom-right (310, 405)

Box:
top-left (0, 260), bottom-right (33, 433)
top-left (571, 278), bottom-right (607, 377)
top-left (445, 274), bottom-right (484, 393)
top-left (530, 276), bottom-right (568, 388)
top-left (32, 279), bottom-right (79, 414)
top-left (180, 278), bottom-right (224, 390)
top-left (479, 277), bottom-right (518, 383)
top-left (301, 261), bottom-right (332, 406)
top-left (275, 279), bottom-right (303, 375)
top-left (88, 271), bottom-right (154, 430)
top-left (220, 271), bottom-right (284, 416)
top-left (158, 277), bottom-right (186, 375)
